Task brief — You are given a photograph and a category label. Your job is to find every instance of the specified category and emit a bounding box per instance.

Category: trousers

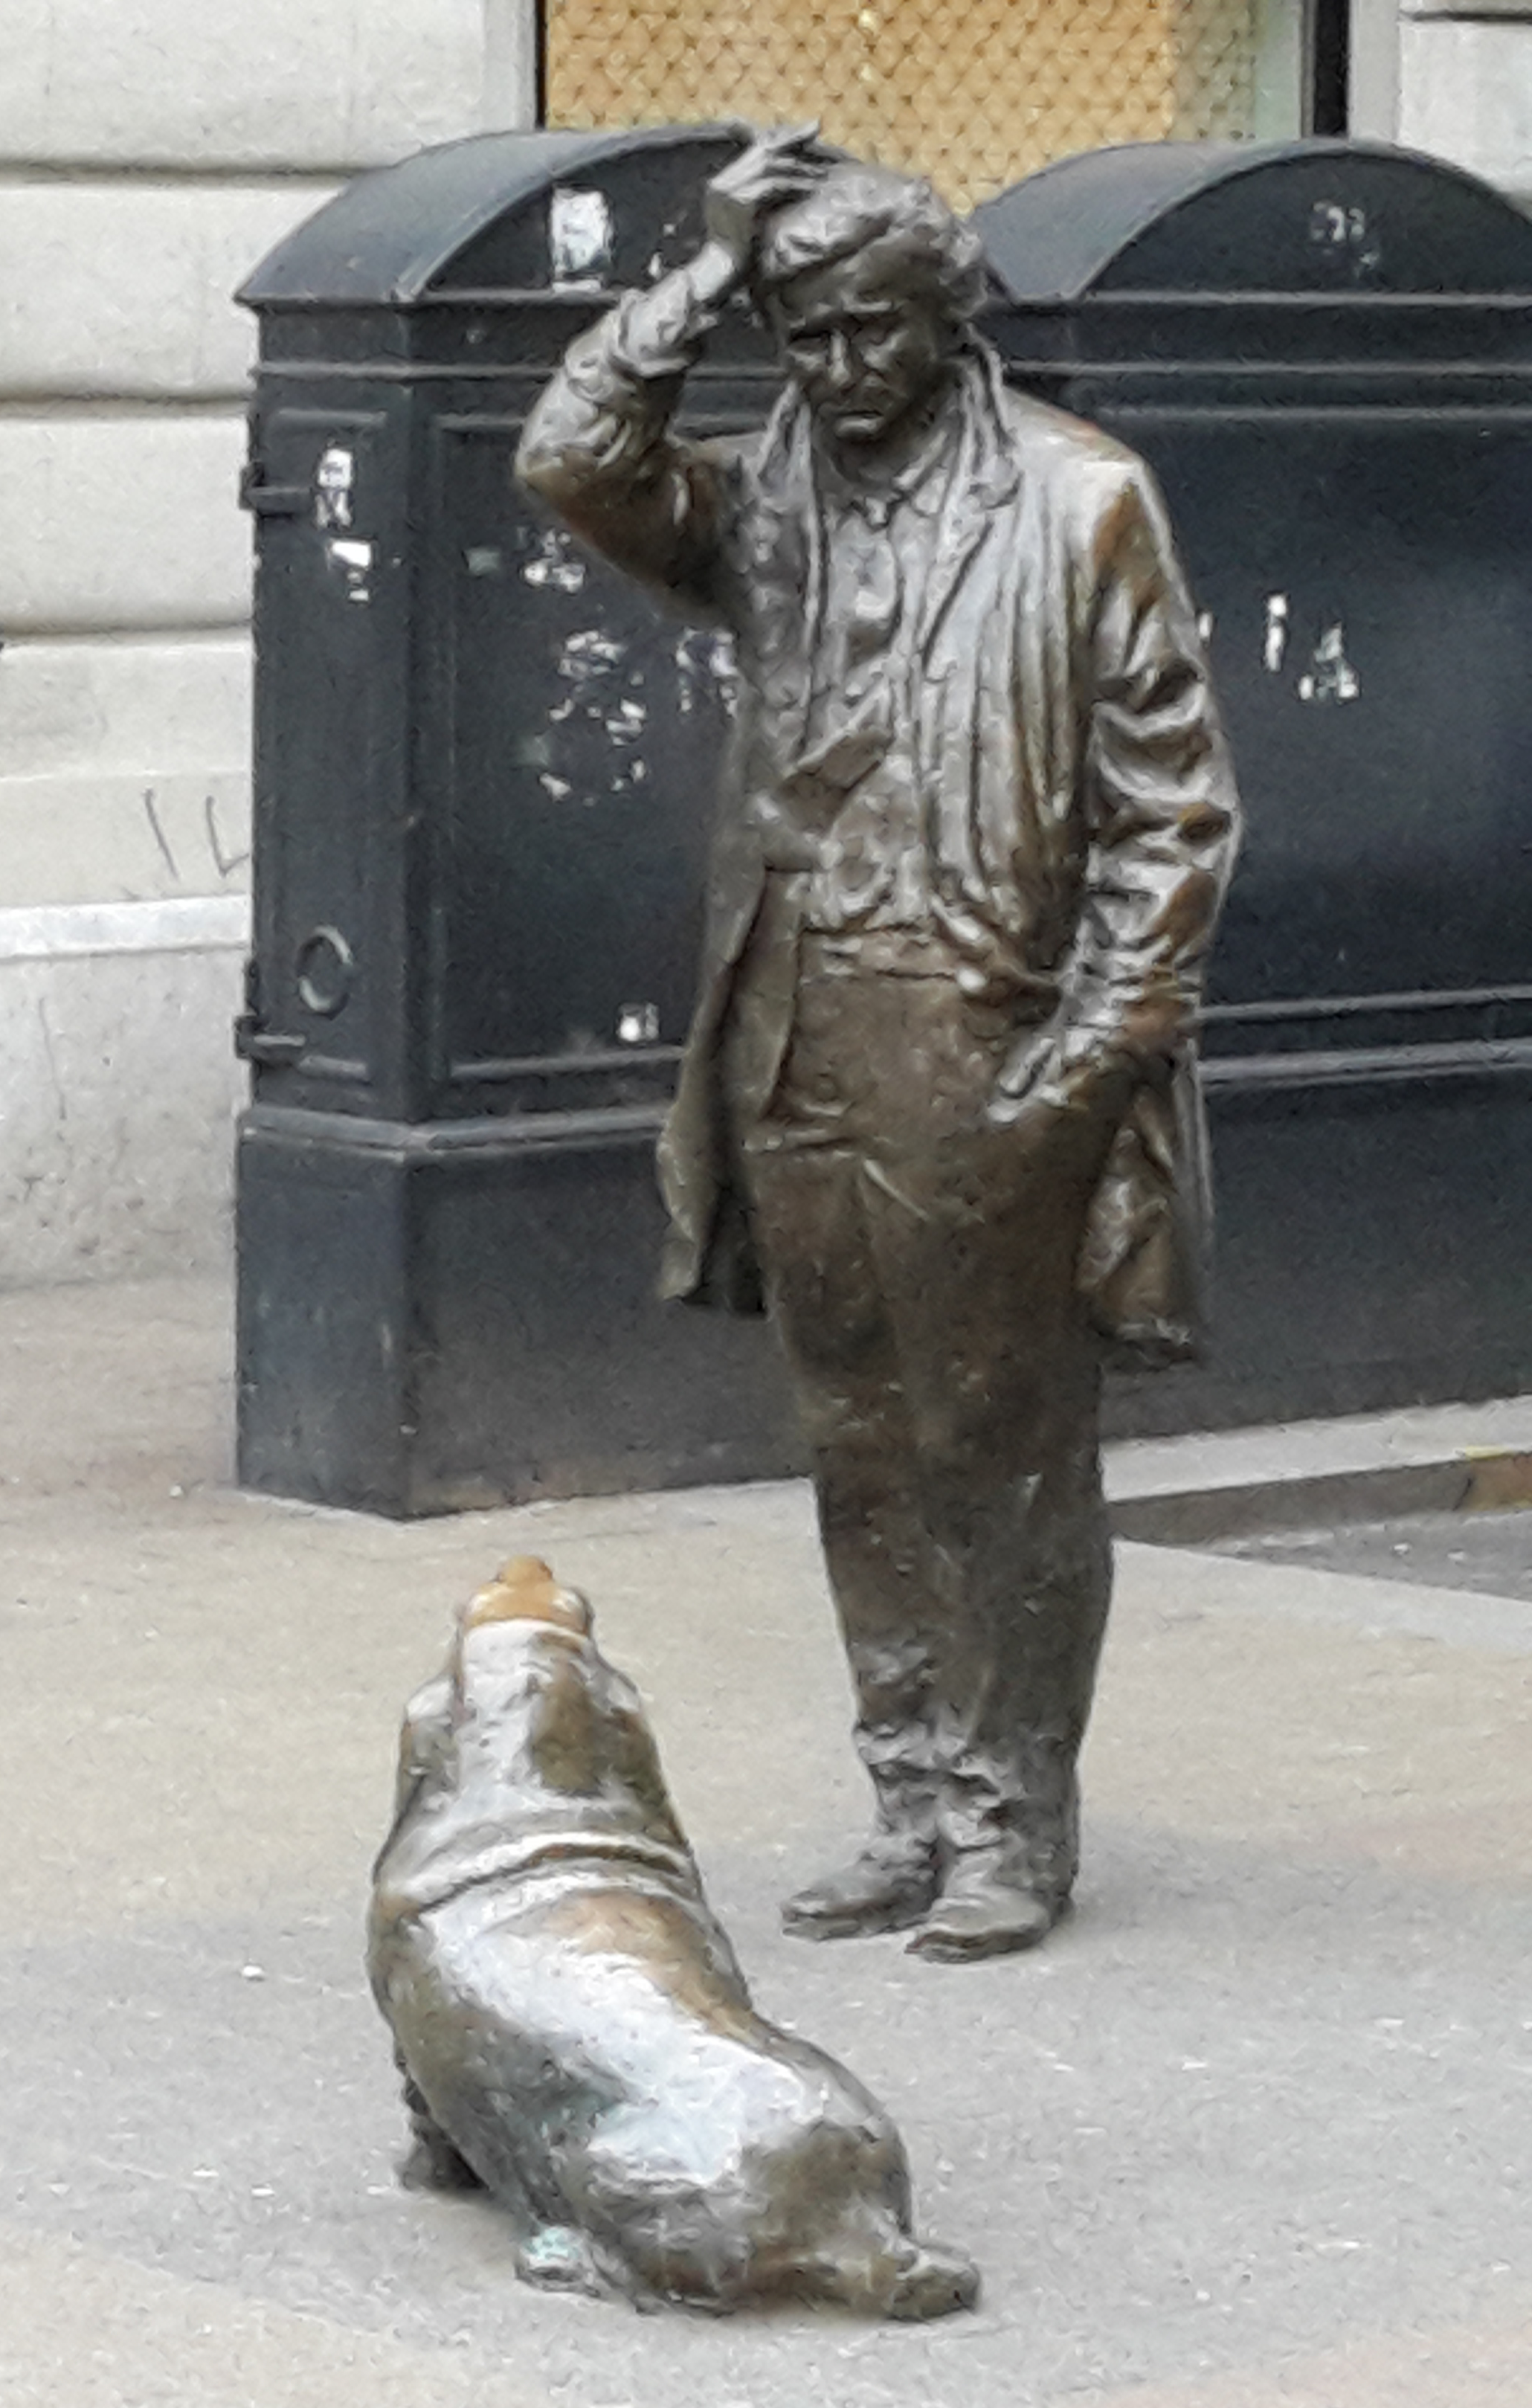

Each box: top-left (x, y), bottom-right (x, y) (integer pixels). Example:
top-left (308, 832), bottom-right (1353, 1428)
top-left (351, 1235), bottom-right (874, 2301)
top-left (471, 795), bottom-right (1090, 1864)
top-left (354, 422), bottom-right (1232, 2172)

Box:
top-left (727, 930), bottom-right (1119, 1900)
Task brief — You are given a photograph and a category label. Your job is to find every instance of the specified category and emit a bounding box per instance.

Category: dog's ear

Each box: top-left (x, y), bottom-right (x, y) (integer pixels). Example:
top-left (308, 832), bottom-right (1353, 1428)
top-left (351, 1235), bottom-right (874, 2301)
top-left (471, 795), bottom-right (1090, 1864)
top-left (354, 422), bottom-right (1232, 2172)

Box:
top-left (461, 1557), bottom-right (593, 1638)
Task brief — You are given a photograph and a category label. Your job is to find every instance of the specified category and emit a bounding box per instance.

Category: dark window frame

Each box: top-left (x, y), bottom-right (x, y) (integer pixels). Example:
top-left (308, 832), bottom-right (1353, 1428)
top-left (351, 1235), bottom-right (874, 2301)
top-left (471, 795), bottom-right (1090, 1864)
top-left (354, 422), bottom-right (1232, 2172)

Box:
top-left (1310, 0), bottom-right (1351, 135)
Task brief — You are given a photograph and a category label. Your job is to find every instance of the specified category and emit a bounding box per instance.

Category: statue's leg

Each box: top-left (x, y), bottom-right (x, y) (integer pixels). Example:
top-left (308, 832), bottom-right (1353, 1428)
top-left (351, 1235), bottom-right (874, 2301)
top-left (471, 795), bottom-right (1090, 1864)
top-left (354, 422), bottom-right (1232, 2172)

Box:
top-left (911, 1356), bottom-right (1112, 1958)
top-left (744, 1134), bottom-right (944, 1937)
top-left (859, 985), bottom-right (1120, 1959)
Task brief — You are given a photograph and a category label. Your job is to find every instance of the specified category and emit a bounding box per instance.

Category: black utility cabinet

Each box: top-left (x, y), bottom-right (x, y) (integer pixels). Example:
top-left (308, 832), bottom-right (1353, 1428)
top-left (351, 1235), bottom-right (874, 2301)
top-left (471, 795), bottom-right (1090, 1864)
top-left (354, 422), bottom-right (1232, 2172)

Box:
top-left (236, 128), bottom-right (799, 1513)
top-left (977, 138), bottom-right (1532, 1430)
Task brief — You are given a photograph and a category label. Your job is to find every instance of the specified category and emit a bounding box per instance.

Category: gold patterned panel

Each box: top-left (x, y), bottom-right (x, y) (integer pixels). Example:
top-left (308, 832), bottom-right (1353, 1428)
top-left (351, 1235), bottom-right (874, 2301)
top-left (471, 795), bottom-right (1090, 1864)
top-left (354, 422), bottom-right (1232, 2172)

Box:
top-left (544, 0), bottom-right (1257, 211)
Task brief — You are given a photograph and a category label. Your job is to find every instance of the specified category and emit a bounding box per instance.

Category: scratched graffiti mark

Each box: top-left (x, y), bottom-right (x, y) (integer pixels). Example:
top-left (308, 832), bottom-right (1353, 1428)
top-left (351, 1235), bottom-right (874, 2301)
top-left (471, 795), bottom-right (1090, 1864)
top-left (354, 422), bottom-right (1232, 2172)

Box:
top-left (550, 187), bottom-right (614, 290)
top-left (1308, 199), bottom-right (1382, 277)
top-left (1297, 621), bottom-right (1359, 705)
top-left (205, 794), bottom-right (250, 881)
top-left (328, 538), bottom-right (373, 603)
top-left (558, 627), bottom-right (627, 682)
top-left (602, 696), bottom-right (648, 747)
top-left (648, 206), bottom-right (697, 281)
top-left (1264, 593), bottom-right (1289, 674)
top-left (675, 627), bottom-right (739, 716)
top-left (605, 748), bottom-right (651, 799)
top-left (521, 529), bottom-right (588, 593)
top-left (142, 789), bottom-right (178, 882)
top-left (314, 445), bottom-right (354, 530)
top-left (550, 626), bottom-right (629, 726)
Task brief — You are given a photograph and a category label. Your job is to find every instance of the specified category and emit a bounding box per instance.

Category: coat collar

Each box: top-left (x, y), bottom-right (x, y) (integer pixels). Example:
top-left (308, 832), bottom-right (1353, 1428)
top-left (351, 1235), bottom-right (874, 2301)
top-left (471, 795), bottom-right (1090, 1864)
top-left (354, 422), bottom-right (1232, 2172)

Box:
top-left (740, 339), bottom-right (1025, 763)
top-left (912, 345), bottom-right (1020, 658)
top-left (750, 340), bottom-right (1020, 663)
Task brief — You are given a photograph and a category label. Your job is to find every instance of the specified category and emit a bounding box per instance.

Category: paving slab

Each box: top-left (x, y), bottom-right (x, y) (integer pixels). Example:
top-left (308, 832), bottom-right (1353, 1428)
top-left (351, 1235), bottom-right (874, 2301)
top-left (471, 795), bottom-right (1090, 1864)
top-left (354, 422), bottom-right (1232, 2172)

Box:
top-left (1215, 1504), bottom-right (1532, 1605)
top-left (3, 1275), bottom-right (1531, 2407)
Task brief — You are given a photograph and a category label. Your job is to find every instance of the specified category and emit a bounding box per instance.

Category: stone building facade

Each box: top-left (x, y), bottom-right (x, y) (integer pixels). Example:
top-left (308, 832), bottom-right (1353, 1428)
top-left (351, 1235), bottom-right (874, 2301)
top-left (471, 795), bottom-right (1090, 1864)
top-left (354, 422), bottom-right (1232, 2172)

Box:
top-left (0, 1), bottom-right (537, 1283)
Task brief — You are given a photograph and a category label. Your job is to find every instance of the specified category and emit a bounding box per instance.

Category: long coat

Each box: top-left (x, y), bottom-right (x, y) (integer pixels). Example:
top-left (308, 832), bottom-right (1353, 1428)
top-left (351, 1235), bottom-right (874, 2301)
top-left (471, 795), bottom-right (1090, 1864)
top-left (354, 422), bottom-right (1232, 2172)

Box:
top-left (518, 303), bottom-right (1240, 1365)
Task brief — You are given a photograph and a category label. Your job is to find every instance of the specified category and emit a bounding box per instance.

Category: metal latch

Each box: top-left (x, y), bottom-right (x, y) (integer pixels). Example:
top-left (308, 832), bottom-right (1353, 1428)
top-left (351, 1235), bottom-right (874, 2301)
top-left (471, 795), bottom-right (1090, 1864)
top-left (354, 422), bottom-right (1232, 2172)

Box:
top-left (234, 1012), bottom-right (306, 1065)
top-left (239, 463), bottom-right (309, 518)
top-left (234, 959), bottom-right (306, 1063)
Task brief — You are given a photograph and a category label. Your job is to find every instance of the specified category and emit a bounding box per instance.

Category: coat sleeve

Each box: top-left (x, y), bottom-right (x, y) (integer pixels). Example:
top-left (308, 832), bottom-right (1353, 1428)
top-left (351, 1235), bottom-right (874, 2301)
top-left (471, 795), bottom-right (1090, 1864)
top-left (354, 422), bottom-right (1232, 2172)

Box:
top-left (1067, 460), bottom-right (1240, 1066)
top-left (515, 267), bottom-right (736, 623)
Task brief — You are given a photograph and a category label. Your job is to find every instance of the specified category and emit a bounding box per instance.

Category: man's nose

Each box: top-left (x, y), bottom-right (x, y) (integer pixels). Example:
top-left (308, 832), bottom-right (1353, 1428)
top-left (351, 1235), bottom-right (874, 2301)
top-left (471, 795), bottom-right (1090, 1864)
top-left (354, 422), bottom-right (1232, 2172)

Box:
top-left (825, 330), bottom-right (857, 390)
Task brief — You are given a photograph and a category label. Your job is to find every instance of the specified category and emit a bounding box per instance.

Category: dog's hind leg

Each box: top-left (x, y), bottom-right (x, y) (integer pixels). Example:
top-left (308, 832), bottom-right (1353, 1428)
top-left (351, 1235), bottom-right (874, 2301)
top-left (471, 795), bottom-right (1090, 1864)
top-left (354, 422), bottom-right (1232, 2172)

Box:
top-left (394, 2058), bottom-right (486, 2194)
top-left (831, 2230), bottom-right (980, 2320)
top-left (514, 2223), bottom-right (641, 2305)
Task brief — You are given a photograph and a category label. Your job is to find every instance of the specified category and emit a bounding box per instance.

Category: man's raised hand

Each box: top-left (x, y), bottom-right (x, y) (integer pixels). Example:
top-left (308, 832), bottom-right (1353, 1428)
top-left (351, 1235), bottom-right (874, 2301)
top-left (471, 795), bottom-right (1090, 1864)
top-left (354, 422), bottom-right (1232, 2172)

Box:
top-left (704, 123), bottom-right (825, 279)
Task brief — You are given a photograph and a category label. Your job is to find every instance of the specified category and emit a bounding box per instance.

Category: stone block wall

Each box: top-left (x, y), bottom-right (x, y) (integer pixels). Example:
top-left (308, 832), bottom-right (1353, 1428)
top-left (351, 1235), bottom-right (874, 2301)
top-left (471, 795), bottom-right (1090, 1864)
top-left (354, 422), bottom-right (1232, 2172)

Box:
top-left (1397, 0), bottom-right (1532, 205)
top-left (0, 0), bottom-right (532, 1285)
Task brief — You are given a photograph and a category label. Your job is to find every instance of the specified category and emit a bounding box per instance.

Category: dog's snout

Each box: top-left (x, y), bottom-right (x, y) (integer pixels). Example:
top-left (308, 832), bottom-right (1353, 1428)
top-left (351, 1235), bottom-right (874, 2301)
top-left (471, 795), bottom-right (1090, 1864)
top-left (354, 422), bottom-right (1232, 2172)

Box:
top-left (462, 1557), bottom-right (592, 1638)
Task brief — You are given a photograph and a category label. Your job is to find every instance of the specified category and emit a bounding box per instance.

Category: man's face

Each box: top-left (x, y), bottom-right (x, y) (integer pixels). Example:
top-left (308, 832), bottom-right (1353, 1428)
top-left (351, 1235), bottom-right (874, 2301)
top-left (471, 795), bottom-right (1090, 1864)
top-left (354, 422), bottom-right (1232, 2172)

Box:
top-left (768, 242), bottom-right (954, 451)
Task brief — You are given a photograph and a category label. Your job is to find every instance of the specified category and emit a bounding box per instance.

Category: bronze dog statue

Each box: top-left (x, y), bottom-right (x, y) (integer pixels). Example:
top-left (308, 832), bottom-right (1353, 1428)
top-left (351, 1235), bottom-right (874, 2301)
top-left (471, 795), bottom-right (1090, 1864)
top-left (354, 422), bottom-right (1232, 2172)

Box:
top-left (368, 1557), bottom-right (979, 2317)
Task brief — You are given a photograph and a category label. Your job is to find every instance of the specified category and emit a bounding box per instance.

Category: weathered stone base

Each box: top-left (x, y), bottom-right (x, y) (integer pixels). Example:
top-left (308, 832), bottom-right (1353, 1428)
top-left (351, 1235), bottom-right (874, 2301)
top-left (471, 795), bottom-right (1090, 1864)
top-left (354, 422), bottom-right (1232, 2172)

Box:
top-left (0, 899), bottom-right (246, 1286)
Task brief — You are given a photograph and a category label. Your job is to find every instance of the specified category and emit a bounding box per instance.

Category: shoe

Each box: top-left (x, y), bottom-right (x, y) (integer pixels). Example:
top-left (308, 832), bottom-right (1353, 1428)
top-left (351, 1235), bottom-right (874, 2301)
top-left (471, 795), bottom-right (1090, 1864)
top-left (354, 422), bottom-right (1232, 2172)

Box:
top-left (906, 1859), bottom-right (1068, 1963)
top-left (782, 1837), bottom-right (939, 1941)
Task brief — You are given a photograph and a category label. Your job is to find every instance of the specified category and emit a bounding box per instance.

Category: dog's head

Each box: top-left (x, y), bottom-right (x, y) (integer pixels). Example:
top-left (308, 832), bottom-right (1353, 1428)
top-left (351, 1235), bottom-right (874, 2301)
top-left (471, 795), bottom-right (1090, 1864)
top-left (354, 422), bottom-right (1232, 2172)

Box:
top-left (379, 1556), bottom-right (688, 1880)
top-left (373, 1556), bottom-right (693, 1930)
top-left (443, 1556), bottom-right (609, 1801)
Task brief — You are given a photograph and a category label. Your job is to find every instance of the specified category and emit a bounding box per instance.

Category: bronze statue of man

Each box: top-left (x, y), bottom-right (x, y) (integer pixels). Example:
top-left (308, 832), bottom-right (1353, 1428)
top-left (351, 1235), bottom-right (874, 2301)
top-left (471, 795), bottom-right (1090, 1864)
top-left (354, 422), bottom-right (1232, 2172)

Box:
top-left (518, 129), bottom-right (1239, 1962)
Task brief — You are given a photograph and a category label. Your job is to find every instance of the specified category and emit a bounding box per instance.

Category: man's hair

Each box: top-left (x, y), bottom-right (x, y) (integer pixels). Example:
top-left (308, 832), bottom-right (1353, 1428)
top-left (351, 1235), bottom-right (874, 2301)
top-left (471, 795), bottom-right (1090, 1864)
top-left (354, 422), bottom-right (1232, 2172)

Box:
top-left (750, 162), bottom-right (988, 326)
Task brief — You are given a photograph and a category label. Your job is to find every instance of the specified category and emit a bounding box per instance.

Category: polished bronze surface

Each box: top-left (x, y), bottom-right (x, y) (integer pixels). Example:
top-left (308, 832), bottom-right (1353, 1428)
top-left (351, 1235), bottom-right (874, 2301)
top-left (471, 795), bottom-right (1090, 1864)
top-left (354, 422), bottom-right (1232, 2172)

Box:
top-left (368, 1556), bottom-right (979, 2314)
top-left (518, 133), bottom-right (1239, 1960)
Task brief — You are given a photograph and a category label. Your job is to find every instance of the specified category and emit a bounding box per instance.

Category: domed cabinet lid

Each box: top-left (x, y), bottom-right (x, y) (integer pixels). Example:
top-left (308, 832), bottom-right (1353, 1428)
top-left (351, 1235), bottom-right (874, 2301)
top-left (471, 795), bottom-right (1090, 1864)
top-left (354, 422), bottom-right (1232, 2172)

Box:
top-left (239, 125), bottom-right (757, 310)
top-left (975, 138), bottom-right (1532, 303)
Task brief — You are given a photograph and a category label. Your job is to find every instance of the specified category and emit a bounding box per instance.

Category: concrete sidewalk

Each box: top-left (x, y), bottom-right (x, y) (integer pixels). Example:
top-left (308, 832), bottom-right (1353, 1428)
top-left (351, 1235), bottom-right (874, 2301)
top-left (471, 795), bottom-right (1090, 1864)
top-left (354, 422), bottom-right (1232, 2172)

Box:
top-left (3, 1275), bottom-right (1531, 2407)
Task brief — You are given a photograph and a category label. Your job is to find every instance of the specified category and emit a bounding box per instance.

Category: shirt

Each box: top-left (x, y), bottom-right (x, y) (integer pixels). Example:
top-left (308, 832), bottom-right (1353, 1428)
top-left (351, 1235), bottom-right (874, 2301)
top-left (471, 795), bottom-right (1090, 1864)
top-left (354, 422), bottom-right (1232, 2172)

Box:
top-left (794, 416), bottom-right (956, 935)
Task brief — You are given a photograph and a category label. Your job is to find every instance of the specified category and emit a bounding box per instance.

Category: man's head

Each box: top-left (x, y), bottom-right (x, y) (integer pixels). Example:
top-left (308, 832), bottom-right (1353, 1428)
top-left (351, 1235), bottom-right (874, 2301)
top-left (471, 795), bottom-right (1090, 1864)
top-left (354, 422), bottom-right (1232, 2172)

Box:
top-left (750, 163), bottom-right (985, 451)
